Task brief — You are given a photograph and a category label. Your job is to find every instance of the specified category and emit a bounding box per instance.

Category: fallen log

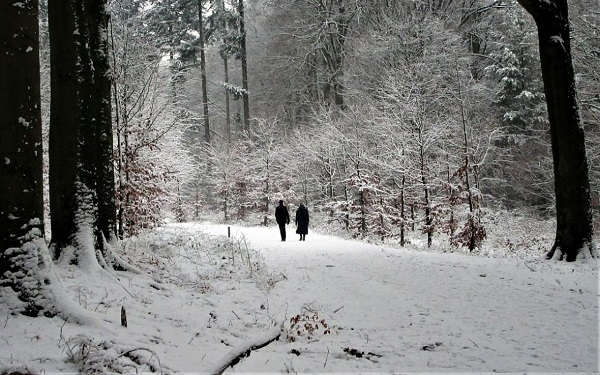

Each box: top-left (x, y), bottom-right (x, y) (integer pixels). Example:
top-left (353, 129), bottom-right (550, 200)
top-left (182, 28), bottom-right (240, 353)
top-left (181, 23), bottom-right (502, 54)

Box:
top-left (208, 323), bottom-right (282, 375)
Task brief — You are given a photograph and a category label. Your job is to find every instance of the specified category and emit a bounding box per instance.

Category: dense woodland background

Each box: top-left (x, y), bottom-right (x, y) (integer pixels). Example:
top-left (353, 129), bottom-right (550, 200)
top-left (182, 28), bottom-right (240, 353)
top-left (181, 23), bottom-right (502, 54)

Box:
top-left (0, 2), bottom-right (597, 370)
top-left (32, 0), bottom-right (600, 247)
top-left (0, 0), bottom-right (598, 344)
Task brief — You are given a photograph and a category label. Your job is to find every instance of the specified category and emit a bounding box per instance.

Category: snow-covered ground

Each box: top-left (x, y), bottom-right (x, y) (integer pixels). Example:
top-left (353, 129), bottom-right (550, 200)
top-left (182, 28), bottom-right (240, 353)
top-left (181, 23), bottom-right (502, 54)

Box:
top-left (1, 221), bottom-right (598, 374)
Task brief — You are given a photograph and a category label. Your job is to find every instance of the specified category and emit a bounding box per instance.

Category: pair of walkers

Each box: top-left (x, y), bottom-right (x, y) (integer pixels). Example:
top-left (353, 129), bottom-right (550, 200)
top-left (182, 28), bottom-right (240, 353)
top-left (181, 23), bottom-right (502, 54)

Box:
top-left (275, 200), bottom-right (309, 241)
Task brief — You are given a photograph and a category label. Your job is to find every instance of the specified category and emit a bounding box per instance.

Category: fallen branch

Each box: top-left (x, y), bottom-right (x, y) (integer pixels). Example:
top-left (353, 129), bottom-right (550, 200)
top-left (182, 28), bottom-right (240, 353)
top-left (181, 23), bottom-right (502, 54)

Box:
top-left (208, 323), bottom-right (282, 375)
top-left (342, 347), bottom-right (382, 363)
top-left (523, 261), bottom-right (536, 272)
top-left (115, 347), bottom-right (163, 373)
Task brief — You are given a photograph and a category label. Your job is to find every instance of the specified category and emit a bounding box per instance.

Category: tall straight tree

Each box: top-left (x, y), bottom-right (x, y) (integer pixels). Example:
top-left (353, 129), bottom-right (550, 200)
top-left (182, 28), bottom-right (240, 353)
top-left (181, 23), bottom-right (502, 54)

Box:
top-left (49, 0), bottom-right (117, 261)
top-left (516, 0), bottom-right (596, 261)
top-left (0, 0), bottom-right (54, 316)
top-left (86, 0), bottom-right (118, 255)
top-left (198, 0), bottom-right (211, 143)
top-left (48, 0), bottom-right (79, 255)
top-left (207, 0), bottom-right (238, 142)
top-left (222, 0), bottom-right (232, 144)
top-left (216, 0), bottom-right (233, 143)
top-left (238, 0), bottom-right (250, 133)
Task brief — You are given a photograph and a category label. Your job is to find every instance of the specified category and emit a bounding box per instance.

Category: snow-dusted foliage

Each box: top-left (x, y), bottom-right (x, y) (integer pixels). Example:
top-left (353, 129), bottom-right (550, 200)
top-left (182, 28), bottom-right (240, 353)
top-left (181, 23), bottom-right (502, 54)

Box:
top-left (223, 82), bottom-right (248, 100)
top-left (570, 1), bottom-right (600, 232)
top-left (482, 5), bottom-right (553, 208)
top-left (1, 233), bottom-right (56, 317)
top-left (193, 119), bottom-right (298, 225)
top-left (204, 140), bottom-right (252, 222)
top-left (110, 4), bottom-right (194, 237)
top-left (95, 0), bottom-right (596, 256)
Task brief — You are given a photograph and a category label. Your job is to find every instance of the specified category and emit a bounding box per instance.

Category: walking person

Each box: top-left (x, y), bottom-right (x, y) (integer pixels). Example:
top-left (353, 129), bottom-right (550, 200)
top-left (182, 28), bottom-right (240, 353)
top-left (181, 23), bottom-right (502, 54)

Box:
top-left (295, 203), bottom-right (309, 241)
top-left (275, 200), bottom-right (290, 241)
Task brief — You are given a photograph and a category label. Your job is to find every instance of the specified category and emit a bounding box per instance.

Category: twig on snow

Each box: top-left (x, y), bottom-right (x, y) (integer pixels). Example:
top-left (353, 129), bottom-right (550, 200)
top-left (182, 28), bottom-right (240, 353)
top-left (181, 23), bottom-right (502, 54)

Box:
top-left (523, 261), bottom-right (536, 272)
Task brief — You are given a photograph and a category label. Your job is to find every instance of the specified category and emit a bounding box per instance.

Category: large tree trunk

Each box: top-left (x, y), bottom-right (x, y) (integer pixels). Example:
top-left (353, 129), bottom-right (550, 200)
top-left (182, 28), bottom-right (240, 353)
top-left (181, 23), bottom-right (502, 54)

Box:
top-left (49, 0), bottom-right (117, 261)
top-left (48, 0), bottom-right (81, 256)
top-left (517, 0), bottom-right (595, 261)
top-left (86, 0), bottom-right (118, 255)
top-left (0, 0), bottom-right (54, 316)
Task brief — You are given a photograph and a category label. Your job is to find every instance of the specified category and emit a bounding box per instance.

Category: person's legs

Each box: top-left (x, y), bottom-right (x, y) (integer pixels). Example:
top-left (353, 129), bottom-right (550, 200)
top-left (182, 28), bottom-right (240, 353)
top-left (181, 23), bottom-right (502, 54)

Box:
top-left (279, 223), bottom-right (286, 241)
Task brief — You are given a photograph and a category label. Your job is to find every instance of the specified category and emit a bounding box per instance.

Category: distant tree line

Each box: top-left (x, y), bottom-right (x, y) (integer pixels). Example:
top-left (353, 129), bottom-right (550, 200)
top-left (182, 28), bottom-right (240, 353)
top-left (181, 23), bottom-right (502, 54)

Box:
top-left (170, 0), bottom-right (596, 258)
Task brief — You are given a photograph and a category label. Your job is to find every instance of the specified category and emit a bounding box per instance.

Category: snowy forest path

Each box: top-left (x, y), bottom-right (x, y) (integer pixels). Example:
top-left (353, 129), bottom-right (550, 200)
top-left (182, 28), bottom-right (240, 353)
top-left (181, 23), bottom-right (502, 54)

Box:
top-left (195, 222), bottom-right (598, 373)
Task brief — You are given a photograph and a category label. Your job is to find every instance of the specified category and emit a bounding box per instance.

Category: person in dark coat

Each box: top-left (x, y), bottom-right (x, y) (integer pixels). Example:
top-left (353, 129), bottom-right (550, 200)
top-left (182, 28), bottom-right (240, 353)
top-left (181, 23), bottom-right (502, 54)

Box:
top-left (295, 203), bottom-right (309, 241)
top-left (274, 200), bottom-right (290, 241)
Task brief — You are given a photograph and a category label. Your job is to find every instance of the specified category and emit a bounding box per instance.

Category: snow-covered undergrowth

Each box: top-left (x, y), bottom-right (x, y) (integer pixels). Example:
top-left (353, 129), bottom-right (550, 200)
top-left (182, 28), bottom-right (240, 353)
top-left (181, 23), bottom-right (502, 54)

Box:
top-left (0, 226), bottom-right (276, 374)
top-left (1, 220), bottom-right (598, 374)
top-left (285, 208), bottom-right (557, 259)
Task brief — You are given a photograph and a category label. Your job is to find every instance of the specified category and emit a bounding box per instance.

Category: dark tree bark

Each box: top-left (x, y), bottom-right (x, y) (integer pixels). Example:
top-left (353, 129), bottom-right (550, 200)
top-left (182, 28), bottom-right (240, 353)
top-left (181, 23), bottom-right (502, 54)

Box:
top-left (239, 0), bottom-right (250, 134)
top-left (49, 0), bottom-right (117, 260)
top-left (48, 0), bottom-right (80, 256)
top-left (224, 55), bottom-right (231, 143)
top-left (516, 0), bottom-right (595, 261)
top-left (222, 0), bottom-right (232, 144)
top-left (85, 0), bottom-right (118, 255)
top-left (399, 174), bottom-right (406, 247)
top-left (198, 0), bottom-right (211, 143)
top-left (0, 0), bottom-right (54, 316)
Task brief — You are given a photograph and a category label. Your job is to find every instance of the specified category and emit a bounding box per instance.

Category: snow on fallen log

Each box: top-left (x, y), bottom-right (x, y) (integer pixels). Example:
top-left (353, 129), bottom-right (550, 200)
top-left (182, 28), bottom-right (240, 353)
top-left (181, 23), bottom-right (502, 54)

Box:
top-left (207, 324), bottom-right (283, 375)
